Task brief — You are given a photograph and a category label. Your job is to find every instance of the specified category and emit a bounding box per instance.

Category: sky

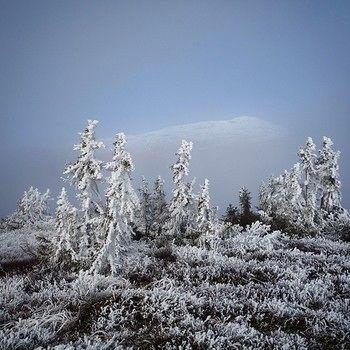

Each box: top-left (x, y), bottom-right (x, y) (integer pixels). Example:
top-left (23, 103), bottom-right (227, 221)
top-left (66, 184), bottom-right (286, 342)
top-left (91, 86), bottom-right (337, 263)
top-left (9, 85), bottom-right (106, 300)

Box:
top-left (1, 0), bottom-right (350, 216)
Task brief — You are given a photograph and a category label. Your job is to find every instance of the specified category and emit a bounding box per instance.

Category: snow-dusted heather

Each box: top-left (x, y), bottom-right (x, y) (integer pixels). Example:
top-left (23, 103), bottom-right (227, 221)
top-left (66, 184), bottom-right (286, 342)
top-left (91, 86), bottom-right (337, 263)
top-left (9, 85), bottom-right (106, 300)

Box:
top-left (0, 224), bottom-right (349, 349)
top-left (2, 187), bottom-right (52, 231)
top-left (0, 227), bottom-right (54, 264)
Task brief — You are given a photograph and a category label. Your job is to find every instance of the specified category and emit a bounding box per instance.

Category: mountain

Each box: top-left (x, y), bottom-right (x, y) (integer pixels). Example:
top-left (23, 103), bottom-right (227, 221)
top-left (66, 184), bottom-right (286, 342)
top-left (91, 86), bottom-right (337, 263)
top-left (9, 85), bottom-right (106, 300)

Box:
top-left (105, 116), bottom-right (291, 211)
top-left (126, 116), bottom-right (284, 146)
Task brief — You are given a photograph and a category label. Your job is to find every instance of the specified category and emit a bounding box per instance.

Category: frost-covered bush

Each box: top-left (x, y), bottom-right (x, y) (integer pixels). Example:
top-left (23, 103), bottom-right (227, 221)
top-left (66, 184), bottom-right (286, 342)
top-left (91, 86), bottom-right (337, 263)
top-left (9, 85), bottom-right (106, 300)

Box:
top-left (1, 210), bottom-right (350, 349)
top-left (260, 136), bottom-right (350, 235)
top-left (53, 188), bottom-right (80, 268)
top-left (150, 176), bottom-right (169, 236)
top-left (4, 187), bottom-right (52, 230)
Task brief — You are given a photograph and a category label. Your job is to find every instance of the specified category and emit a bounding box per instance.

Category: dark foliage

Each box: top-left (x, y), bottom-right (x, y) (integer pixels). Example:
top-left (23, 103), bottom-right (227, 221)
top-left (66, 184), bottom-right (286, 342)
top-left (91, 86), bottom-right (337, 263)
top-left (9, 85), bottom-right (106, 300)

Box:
top-left (223, 187), bottom-right (259, 228)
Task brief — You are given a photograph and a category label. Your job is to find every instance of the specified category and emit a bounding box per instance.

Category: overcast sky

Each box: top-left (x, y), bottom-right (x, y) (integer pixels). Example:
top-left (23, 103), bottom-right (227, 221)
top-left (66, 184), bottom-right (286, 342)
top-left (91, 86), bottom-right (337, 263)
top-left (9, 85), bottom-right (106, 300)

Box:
top-left (1, 0), bottom-right (350, 216)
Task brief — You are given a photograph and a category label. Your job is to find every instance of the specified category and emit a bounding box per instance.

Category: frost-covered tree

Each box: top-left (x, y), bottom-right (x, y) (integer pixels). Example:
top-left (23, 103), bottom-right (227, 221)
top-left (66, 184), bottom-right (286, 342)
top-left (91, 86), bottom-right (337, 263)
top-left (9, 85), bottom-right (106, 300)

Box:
top-left (316, 137), bottom-right (341, 213)
top-left (186, 177), bottom-right (198, 224)
top-left (298, 137), bottom-right (317, 198)
top-left (210, 205), bottom-right (221, 230)
top-left (151, 176), bottom-right (168, 234)
top-left (91, 133), bottom-right (138, 275)
top-left (63, 120), bottom-right (104, 248)
top-left (284, 164), bottom-right (304, 225)
top-left (196, 179), bottom-right (212, 234)
top-left (298, 137), bottom-right (318, 228)
top-left (54, 188), bottom-right (79, 265)
top-left (167, 140), bottom-right (195, 237)
top-left (239, 187), bottom-right (251, 217)
top-left (259, 164), bottom-right (304, 231)
top-left (196, 180), bottom-right (223, 250)
top-left (259, 178), bottom-right (277, 218)
top-left (6, 187), bottom-right (51, 229)
top-left (136, 177), bottom-right (153, 236)
top-left (260, 136), bottom-right (348, 234)
top-left (223, 204), bottom-right (240, 225)
top-left (239, 186), bottom-right (258, 227)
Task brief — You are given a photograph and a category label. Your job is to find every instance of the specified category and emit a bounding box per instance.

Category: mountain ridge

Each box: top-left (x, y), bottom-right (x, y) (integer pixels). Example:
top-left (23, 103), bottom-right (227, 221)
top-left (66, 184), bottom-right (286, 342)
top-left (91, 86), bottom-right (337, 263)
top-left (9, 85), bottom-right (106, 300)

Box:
top-left (127, 116), bottom-right (285, 143)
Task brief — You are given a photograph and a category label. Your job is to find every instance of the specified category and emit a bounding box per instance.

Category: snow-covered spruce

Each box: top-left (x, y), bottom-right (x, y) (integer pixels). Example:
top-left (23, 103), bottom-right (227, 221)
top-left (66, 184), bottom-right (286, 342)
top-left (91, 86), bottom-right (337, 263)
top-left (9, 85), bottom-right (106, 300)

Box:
top-left (298, 137), bottom-right (318, 229)
top-left (136, 176), bottom-right (153, 237)
top-left (90, 133), bottom-right (139, 276)
top-left (196, 179), bottom-right (213, 233)
top-left (239, 186), bottom-right (251, 218)
top-left (166, 140), bottom-right (196, 239)
top-left (63, 119), bottom-right (105, 253)
top-left (151, 175), bottom-right (168, 235)
top-left (259, 164), bottom-right (303, 230)
top-left (4, 186), bottom-right (51, 230)
top-left (259, 136), bottom-right (349, 234)
top-left (317, 136), bottom-right (342, 213)
top-left (53, 187), bottom-right (79, 265)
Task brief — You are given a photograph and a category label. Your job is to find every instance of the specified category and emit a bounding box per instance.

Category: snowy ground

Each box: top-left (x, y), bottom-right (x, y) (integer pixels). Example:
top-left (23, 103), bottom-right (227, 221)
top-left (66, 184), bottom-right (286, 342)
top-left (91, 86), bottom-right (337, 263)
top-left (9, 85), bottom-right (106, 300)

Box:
top-left (0, 224), bottom-right (349, 349)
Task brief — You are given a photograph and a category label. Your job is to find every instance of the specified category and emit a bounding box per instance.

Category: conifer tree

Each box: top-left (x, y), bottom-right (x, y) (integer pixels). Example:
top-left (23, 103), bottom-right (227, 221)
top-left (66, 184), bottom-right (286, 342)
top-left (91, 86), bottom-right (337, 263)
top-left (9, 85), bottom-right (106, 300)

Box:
top-left (285, 163), bottom-right (304, 223)
top-left (167, 140), bottom-right (194, 237)
top-left (298, 137), bottom-right (317, 228)
top-left (91, 133), bottom-right (138, 275)
top-left (63, 120), bottom-right (104, 250)
top-left (298, 137), bottom-right (317, 198)
top-left (260, 136), bottom-right (348, 233)
top-left (196, 179), bottom-right (212, 234)
top-left (222, 204), bottom-right (239, 225)
top-left (260, 137), bottom-right (345, 232)
top-left (7, 187), bottom-right (51, 229)
top-left (54, 188), bottom-right (78, 265)
top-left (239, 186), bottom-right (257, 227)
top-left (210, 205), bottom-right (220, 229)
top-left (259, 164), bottom-right (304, 230)
top-left (137, 176), bottom-right (153, 236)
top-left (316, 137), bottom-right (341, 212)
top-left (239, 187), bottom-right (251, 216)
top-left (259, 180), bottom-right (273, 216)
top-left (259, 177), bottom-right (278, 218)
top-left (151, 176), bottom-right (168, 234)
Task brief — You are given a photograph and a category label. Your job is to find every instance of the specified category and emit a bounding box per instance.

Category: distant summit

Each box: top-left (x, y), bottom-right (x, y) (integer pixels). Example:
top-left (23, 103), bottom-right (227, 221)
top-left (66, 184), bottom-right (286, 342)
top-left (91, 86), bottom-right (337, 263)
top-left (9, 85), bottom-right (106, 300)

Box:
top-left (103, 117), bottom-right (290, 211)
top-left (125, 116), bottom-right (285, 147)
